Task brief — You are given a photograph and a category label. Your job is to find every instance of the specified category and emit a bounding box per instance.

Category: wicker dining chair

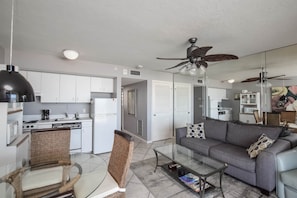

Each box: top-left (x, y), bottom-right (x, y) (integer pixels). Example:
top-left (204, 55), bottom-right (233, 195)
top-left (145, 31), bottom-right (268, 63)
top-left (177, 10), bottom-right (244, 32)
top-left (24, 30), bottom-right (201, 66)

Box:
top-left (22, 128), bottom-right (81, 198)
top-left (75, 130), bottom-right (134, 198)
top-left (280, 111), bottom-right (296, 123)
top-left (253, 110), bottom-right (262, 124)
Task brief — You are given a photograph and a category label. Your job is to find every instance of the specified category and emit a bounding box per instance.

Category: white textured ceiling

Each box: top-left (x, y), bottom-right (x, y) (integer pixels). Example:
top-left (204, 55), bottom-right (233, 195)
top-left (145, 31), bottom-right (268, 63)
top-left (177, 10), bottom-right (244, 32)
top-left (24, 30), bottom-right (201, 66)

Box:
top-left (0, 0), bottom-right (297, 82)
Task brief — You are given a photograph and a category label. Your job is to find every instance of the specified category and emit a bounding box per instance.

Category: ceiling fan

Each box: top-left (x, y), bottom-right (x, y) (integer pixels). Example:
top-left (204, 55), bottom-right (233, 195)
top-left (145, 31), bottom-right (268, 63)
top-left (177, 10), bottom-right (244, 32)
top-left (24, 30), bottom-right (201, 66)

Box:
top-left (241, 71), bottom-right (285, 83)
top-left (157, 37), bottom-right (238, 74)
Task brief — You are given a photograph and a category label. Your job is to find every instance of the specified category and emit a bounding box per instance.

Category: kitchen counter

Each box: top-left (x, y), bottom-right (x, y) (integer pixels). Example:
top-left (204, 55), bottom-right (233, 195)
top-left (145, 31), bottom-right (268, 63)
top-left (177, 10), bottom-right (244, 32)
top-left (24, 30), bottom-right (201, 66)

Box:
top-left (37, 117), bottom-right (92, 124)
top-left (23, 117), bottom-right (92, 132)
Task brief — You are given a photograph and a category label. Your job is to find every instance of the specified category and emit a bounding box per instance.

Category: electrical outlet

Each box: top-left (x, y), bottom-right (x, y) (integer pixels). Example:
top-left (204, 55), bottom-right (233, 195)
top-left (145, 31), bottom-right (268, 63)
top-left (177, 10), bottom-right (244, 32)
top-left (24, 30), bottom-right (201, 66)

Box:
top-left (83, 108), bottom-right (86, 113)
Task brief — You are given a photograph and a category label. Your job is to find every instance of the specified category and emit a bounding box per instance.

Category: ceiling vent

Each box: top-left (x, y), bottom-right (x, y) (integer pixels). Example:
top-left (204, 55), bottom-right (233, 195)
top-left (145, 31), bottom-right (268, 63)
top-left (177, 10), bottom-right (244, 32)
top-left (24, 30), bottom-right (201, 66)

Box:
top-left (130, 70), bottom-right (141, 76)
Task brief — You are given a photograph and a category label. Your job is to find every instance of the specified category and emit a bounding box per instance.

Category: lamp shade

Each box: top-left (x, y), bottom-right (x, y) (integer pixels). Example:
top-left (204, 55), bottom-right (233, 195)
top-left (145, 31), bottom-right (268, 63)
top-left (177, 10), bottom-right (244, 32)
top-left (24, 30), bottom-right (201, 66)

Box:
top-left (0, 65), bottom-right (35, 102)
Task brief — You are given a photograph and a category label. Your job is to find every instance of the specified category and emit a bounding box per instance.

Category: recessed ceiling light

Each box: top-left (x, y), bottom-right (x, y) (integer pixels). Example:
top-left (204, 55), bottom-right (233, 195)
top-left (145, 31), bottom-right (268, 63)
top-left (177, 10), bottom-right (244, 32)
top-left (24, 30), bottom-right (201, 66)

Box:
top-left (63, 49), bottom-right (79, 60)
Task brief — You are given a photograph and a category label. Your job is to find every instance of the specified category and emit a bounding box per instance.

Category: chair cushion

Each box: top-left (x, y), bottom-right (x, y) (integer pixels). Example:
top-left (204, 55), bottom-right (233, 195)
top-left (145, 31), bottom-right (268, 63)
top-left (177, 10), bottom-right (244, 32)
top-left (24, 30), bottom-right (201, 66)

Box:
top-left (22, 166), bottom-right (63, 191)
top-left (88, 172), bottom-right (119, 198)
top-left (281, 169), bottom-right (297, 190)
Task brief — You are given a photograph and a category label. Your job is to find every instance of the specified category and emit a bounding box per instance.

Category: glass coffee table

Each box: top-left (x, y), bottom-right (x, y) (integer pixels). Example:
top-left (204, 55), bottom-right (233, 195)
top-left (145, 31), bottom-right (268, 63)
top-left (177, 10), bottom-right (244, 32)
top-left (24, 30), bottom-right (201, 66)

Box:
top-left (153, 144), bottom-right (227, 198)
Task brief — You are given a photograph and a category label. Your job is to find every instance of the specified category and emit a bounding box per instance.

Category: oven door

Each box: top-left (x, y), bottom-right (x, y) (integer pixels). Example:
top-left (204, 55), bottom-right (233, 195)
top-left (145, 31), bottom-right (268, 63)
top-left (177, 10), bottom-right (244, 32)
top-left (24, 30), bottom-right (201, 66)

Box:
top-left (70, 128), bottom-right (82, 152)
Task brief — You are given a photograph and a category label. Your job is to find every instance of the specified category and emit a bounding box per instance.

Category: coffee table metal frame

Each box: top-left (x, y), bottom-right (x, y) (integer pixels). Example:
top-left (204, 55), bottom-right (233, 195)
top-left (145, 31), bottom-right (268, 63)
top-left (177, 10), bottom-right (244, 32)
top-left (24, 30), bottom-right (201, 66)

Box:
top-left (153, 144), bottom-right (227, 198)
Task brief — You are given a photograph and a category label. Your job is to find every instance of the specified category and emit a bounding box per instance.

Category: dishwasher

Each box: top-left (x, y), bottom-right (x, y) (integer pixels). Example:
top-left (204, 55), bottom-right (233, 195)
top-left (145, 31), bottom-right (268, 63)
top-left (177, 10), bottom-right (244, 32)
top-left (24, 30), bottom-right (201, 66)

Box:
top-left (52, 122), bottom-right (82, 152)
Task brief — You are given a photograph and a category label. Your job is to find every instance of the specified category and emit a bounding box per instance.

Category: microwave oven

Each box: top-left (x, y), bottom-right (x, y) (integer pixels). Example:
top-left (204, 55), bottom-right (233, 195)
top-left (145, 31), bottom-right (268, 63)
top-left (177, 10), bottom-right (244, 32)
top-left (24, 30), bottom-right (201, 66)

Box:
top-left (7, 120), bottom-right (19, 145)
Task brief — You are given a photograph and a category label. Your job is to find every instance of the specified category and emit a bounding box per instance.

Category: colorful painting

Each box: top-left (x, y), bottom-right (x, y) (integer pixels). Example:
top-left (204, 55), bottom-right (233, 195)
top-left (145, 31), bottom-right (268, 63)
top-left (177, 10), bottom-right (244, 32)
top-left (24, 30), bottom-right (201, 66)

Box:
top-left (271, 86), bottom-right (297, 112)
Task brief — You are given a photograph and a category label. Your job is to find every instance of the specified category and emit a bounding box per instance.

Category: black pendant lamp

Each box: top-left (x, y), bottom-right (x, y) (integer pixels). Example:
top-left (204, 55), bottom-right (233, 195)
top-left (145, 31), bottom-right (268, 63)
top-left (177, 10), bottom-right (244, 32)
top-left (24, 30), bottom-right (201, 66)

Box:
top-left (0, 0), bottom-right (35, 102)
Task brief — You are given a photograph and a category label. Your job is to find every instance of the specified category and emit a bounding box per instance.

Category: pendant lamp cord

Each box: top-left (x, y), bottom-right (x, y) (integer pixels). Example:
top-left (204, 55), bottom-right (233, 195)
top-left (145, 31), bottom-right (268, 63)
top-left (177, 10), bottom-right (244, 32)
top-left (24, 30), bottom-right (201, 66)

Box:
top-left (9, 0), bottom-right (15, 68)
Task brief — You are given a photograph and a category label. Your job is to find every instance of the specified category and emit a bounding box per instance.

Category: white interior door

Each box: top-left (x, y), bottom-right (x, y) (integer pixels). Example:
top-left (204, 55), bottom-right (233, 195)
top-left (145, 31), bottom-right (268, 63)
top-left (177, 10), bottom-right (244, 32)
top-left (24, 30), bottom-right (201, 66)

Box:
top-left (151, 81), bottom-right (173, 141)
top-left (174, 83), bottom-right (192, 128)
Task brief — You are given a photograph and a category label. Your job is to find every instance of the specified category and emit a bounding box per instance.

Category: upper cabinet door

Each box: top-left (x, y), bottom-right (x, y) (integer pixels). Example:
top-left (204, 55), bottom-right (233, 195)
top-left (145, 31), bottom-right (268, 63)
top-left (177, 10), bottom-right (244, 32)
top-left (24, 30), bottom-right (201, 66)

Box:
top-left (60, 74), bottom-right (76, 103)
top-left (91, 77), bottom-right (114, 93)
top-left (41, 73), bottom-right (60, 103)
top-left (27, 71), bottom-right (42, 96)
top-left (76, 76), bottom-right (91, 103)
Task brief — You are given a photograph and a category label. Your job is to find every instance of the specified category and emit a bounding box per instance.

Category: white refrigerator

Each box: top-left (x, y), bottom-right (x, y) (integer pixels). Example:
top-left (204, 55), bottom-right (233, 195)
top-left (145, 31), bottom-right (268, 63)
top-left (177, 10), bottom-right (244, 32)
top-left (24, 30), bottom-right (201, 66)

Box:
top-left (91, 98), bottom-right (117, 154)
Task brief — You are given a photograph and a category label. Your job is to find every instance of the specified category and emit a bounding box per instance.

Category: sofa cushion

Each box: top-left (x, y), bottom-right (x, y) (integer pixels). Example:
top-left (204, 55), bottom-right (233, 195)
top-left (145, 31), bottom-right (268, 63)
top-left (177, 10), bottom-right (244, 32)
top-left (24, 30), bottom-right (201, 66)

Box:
top-left (204, 118), bottom-right (228, 142)
top-left (186, 123), bottom-right (205, 139)
top-left (246, 134), bottom-right (275, 158)
top-left (210, 143), bottom-right (256, 173)
top-left (227, 122), bottom-right (282, 148)
top-left (180, 137), bottom-right (223, 156)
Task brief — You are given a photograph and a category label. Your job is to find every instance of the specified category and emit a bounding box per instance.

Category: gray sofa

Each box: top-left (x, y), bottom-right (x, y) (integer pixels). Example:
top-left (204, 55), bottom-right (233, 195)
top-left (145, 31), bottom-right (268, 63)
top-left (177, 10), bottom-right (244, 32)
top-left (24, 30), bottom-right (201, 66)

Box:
top-left (175, 118), bottom-right (297, 194)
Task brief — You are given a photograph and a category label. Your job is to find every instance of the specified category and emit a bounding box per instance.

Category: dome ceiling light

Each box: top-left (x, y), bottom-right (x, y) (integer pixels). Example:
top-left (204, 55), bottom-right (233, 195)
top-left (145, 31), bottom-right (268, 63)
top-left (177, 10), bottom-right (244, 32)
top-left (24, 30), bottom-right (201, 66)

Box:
top-left (63, 50), bottom-right (79, 60)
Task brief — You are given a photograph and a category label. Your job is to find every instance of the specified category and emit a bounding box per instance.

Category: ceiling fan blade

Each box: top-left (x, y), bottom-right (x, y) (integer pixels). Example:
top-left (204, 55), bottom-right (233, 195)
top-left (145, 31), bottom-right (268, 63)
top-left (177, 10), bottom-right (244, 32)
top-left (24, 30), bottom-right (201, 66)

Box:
top-left (157, 57), bottom-right (188, 60)
top-left (267, 75), bottom-right (286, 79)
top-left (165, 61), bottom-right (189, 70)
top-left (241, 77), bottom-right (260, 83)
top-left (191, 46), bottom-right (213, 58)
top-left (204, 54), bottom-right (238, 62)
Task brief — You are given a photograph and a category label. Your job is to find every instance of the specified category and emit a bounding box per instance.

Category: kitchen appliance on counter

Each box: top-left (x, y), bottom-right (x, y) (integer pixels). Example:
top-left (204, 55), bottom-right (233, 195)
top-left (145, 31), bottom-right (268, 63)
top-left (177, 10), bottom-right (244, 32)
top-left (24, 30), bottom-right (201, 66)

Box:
top-left (91, 98), bottom-right (117, 154)
top-left (41, 109), bottom-right (50, 120)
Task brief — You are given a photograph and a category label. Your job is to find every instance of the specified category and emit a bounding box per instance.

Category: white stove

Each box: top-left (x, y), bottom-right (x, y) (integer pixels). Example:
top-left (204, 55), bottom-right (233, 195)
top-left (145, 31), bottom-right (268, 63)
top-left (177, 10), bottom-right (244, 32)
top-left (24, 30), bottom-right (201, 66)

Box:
top-left (22, 120), bottom-right (38, 132)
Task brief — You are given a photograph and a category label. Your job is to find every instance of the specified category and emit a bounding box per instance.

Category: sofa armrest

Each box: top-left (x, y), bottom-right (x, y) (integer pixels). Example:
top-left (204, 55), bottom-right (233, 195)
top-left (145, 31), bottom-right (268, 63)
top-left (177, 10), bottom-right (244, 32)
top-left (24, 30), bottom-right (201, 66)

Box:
top-left (175, 127), bottom-right (187, 145)
top-left (256, 139), bottom-right (291, 192)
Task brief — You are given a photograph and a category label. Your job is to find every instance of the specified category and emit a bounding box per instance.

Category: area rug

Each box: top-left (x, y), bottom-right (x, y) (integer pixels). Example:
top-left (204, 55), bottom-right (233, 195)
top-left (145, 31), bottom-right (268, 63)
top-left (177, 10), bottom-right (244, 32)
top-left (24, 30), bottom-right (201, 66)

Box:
top-left (130, 157), bottom-right (277, 198)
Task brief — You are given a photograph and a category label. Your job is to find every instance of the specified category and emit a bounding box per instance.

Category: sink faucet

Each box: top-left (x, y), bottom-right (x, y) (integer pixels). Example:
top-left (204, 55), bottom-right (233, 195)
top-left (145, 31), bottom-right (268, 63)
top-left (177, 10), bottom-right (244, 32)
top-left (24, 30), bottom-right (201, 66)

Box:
top-left (65, 112), bottom-right (69, 118)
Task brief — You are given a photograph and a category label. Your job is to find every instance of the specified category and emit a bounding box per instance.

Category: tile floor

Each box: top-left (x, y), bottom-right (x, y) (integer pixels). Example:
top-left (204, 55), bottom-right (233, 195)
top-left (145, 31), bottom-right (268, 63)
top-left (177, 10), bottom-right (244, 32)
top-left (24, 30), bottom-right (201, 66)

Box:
top-left (98, 137), bottom-right (173, 198)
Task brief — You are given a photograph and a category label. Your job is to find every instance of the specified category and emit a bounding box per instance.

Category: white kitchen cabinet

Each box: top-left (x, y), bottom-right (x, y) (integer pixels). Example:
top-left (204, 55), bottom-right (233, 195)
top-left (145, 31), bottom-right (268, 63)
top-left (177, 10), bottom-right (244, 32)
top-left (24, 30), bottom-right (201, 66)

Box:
top-left (76, 76), bottom-right (91, 103)
top-left (91, 77), bottom-right (114, 93)
top-left (60, 74), bottom-right (76, 103)
top-left (19, 71), bottom-right (42, 95)
top-left (239, 114), bottom-right (256, 124)
top-left (0, 103), bottom-right (28, 167)
top-left (81, 120), bottom-right (93, 153)
top-left (239, 92), bottom-right (260, 123)
top-left (41, 73), bottom-right (60, 103)
top-left (27, 71), bottom-right (42, 95)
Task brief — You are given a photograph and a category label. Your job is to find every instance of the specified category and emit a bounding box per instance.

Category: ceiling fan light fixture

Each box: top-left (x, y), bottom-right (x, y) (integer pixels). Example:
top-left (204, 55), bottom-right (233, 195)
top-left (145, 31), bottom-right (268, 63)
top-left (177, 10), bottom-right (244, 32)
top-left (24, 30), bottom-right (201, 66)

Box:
top-left (63, 49), bottom-right (79, 60)
top-left (189, 65), bottom-right (197, 76)
top-left (199, 65), bottom-right (206, 74)
top-left (179, 66), bottom-right (187, 74)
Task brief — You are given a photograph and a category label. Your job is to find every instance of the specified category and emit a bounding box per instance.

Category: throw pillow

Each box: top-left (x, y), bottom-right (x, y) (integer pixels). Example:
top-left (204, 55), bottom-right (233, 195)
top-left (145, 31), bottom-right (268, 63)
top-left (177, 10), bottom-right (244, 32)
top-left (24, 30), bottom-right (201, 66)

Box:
top-left (246, 133), bottom-right (275, 158)
top-left (186, 123), bottom-right (205, 139)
